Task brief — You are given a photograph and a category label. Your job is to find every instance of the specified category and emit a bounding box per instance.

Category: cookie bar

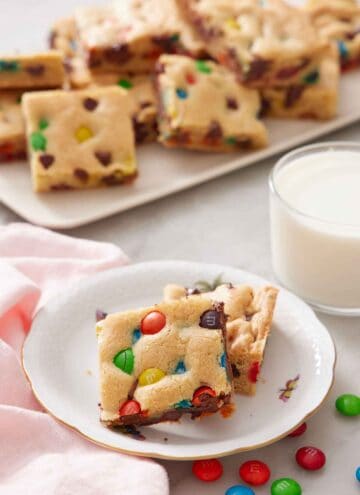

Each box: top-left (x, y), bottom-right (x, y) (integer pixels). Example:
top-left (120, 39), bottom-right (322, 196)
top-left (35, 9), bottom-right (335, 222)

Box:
top-left (0, 91), bottom-right (26, 162)
top-left (22, 87), bottom-right (137, 192)
top-left (155, 54), bottom-right (268, 152)
top-left (178, 0), bottom-right (330, 89)
top-left (96, 298), bottom-right (232, 427)
top-left (49, 19), bottom-right (157, 144)
top-left (49, 17), bottom-right (92, 89)
top-left (164, 284), bottom-right (278, 395)
top-left (0, 52), bottom-right (65, 89)
top-left (305, 0), bottom-right (360, 70)
top-left (260, 51), bottom-right (339, 120)
top-left (74, 0), bottom-right (206, 75)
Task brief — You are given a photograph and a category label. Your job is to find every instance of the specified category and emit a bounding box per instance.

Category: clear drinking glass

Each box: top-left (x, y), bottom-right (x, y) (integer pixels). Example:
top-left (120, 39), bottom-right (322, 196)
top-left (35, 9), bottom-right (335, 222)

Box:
top-left (269, 142), bottom-right (360, 316)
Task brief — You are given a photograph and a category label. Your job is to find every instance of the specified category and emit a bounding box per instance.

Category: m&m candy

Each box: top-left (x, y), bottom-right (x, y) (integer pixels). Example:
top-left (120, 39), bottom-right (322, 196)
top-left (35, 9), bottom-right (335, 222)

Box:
top-left (225, 485), bottom-right (255, 495)
top-left (113, 348), bottom-right (134, 374)
top-left (141, 311), bottom-right (166, 335)
top-left (239, 460), bottom-right (271, 486)
top-left (356, 467), bottom-right (360, 482)
top-left (119, 400), bottom-right (141, 416)
top-left (335, 394), bottom-right (360, 416)
top-left (271, 478), bottom-right (302, 495)
top-left (192, 459), bottom-right (223, 482)
top-left (288, 422), bottom-right (307, 438)
top-left (295, 446), bottom-right (326, 471)
top-left (138, 368), bottom-right (165, 386)
top-left (192, 386), bottom-right (217, 406)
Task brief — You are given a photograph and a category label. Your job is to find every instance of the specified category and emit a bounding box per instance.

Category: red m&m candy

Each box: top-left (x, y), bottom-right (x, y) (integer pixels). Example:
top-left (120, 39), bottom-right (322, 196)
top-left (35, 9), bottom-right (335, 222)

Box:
top-left (119, 400), bottom-right (141, 417)
top-left (141, 311), bottom-right (166, 335)
top-left (248, 362), bottom-right (260, 383)
top-left (239, 460), bottom-right (271, 486)
top-left (295, 446), bottom-right (326, 471)
top-left (192, 386), bottom-right (217, 407)
top-left (288, 422), bottom-right (307, 438)
top-left (192, 459), bottom-right (223, 482)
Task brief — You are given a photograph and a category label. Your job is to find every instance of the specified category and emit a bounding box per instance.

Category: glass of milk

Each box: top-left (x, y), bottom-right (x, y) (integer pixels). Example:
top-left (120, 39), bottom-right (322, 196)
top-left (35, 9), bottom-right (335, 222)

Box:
top-left (269, 142), bottom-right (360, 316)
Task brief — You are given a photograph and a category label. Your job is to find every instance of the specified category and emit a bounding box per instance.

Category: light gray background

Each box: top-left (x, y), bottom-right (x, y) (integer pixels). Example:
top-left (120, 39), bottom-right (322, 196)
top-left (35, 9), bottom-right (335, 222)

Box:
top-left (1, 1), bottom-right (359, 494)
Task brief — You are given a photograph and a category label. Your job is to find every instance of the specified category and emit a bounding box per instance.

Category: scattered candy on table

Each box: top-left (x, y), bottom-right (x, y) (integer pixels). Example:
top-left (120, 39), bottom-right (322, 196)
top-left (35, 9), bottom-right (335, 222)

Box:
top-left (239, 460), bottom-right (271, 486)
top-left (271, 478), bottom-right (302, 495)
top-left (356, 466), bottom-right (360, 483)
top-left (295, 446), bottom-right (326, 471)
top-left (225, 485), bottom-right (255, 495)
top-left (288, 422), bottom-right (307, 437)
top-left (335, 394), bottom-right (360, 416)
top-left (192, 459), bottom-right (223, 482)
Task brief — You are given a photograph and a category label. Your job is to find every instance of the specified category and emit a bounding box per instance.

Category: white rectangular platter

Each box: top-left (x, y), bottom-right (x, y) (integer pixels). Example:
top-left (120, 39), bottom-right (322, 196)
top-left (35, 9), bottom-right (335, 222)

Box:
top-left (0, 70), bottom-right (360, 229)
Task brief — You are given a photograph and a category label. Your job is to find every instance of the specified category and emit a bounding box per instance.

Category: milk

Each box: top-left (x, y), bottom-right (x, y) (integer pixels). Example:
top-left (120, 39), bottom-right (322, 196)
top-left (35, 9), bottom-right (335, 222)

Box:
top-left (270, 144), bottom-right (360, 314)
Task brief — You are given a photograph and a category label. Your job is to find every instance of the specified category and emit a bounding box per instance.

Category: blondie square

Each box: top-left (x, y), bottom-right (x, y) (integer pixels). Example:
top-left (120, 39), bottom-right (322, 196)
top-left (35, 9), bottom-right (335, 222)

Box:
top-left (178, 0), bottom-right (330, 88)
top-left (75, 0), bottom-right (205, 74)
top-left (0, 52), bottom-right (65, 89)
top-left (260, 51), bottom-right (339, 120)
top-left (0, 91), bottom-right (26, 162)
top-left (164, 284), bottom-right (278, 395)
top-left (305, 0), bottom-right (360, 70)
top-left (22, 87), bottom-right (137, 192)
top-left (155, 54), bottom-right (268, 152)
top-left (96, 298), bottom-right (232, 426)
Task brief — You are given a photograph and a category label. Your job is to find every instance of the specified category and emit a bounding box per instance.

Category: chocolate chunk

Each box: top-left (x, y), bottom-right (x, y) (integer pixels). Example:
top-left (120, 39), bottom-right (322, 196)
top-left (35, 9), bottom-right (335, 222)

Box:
top-left (231, 364), bottom-right (240, 378)
top-left (127, 379), bottom-right (139, 400)
top-left (83, 97), bottom-right (99, 111)
top-left (26, 64), bottom-right (45, 77)
top-left (51, 183), bottom-right (73, 191)
top-left (104, 44), bottom-right (132, 65)
top-left (96, 309), bottom-right (108, 322)
top-left (285, 85), bottom-right (305, 108)
top-left (186, 288), bottom-right (201, 296)
top-left (74, 168), bottom-right (89, 182)
top-left (226, 97), bottom-right (238, 110)
top-left (102, 173), bottom-right (123, 186)
top-left (94, 151), bottom-right (112, 166)
top-left (152, 35), bottom-right (178, 52)
top-left (39, 153), bottom-right (54, 169)
top-left (245, 314), bottom-right (253, 322)
top-left (200, 309), bottom-right (223, 329)
top-left (140, 101), bottom-right (152, 109)
top-left (276, 59), bottom-right (309, 80)
top-left (204, 120), bottom-right (223, 144)
top-left (132, 117), bottom-right (149, 144)
top-left (258, 97), bottom-right (271, 118)
top-left (245, 58), bottom-right (271, 82)
top-left (346, 28), bottom-right (360, 40)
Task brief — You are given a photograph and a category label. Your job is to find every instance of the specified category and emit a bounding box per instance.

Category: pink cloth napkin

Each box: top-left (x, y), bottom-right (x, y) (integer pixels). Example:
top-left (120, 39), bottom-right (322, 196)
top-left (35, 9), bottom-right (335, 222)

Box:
top-left (0, 223), bottom-right (169, 495)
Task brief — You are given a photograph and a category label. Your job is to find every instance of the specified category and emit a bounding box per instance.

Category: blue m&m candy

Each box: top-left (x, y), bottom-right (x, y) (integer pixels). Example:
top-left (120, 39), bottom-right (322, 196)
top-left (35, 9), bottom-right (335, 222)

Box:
top-left (356, 466), bottom-right (360, 482)
top-left (225, 485), bottom-right (255, 495)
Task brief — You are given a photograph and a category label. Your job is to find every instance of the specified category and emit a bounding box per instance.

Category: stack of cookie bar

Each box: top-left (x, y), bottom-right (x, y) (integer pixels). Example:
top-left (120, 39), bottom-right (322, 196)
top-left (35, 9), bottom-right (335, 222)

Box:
top-left (96, 282), bottom-right (278, 428)
top-left (2, 0), bottom-right (358, 193)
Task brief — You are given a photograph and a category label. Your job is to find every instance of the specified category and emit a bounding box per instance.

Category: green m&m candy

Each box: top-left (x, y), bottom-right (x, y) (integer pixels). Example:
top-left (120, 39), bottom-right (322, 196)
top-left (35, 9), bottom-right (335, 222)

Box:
top-left (335, 394), bottom-right (360, 416)
top-left (30, 132), bottom-right (47, 151)
top-left (271, 478), bottom-right (302, 495)
top-left (113, 348), bottom-right (134, 374)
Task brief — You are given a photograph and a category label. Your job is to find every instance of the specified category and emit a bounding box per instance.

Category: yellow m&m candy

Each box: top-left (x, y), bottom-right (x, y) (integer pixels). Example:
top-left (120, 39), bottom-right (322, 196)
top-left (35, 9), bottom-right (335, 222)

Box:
top-left (139, 368), bottom-right (165, 386)
top-left (75, 126), bottom-right (93, 143)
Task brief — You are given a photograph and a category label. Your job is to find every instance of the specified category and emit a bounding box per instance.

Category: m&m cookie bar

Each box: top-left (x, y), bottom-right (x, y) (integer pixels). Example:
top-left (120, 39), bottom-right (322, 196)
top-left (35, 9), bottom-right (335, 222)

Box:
top-left (155, 55), bottom-right (268, 152)
top-left (74, 0), bottom-right (205, 75)
top-left (178, 0), bottom-right (330, 89)
top-left (0, 91), bottom-right (26, 162)
top-left (22, 87), bottom-right (137, 192)
top-left (260, 50), bottom-right (339, 120)
top-left (164, 284), bottom-right (278, 395)
top-left (0, 52), bottom-right (65, 89)
top-left (305, 0), bottom-right (360, 70)
top-left (96, 298), bottom-right (232, 427)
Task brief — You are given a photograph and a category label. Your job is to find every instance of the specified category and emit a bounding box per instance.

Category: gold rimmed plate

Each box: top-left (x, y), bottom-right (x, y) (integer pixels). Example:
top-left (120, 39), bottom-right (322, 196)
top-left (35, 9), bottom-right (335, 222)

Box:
top-left (22, 261), bottom-right (336, 460)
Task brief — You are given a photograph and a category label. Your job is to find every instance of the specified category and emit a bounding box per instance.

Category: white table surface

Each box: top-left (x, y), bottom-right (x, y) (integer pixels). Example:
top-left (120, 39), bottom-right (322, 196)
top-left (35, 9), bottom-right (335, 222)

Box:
top-left (1, 1), bottom-right (360, 494)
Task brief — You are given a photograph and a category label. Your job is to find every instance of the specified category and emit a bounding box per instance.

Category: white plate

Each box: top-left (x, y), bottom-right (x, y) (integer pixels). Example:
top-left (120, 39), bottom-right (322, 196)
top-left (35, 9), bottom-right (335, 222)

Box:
top-left (22, 261), bottom-right (335, 460)
top-left (0, 72), bottom-right (360, 229)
